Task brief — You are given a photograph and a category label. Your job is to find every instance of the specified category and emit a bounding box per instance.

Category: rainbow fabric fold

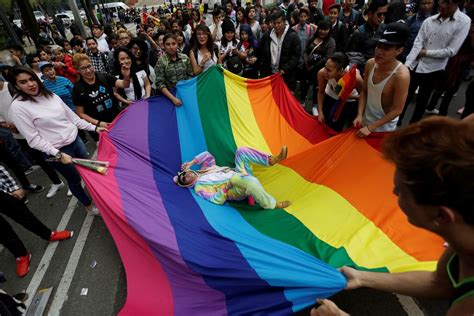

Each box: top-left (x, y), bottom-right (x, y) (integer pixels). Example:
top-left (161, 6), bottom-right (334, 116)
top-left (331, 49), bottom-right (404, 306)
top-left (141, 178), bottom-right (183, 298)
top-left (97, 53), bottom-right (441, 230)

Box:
top-left (78, 67), bottom-right (443, 315)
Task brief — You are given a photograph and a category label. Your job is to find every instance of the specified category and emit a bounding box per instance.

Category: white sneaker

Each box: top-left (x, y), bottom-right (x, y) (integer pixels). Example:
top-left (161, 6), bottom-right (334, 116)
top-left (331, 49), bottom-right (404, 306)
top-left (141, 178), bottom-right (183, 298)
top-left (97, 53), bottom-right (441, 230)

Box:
top-left (46, 182), bottom-right (65, 198)
top-left (25, 165), bottom-right (40, 175)
top-left (87, 205), bottom-right (100, 216)
top-left (67, 189), bottom-right (72, 197)
top-left (425, 109), bottom-right (439, 115)
top-left (312, 107), bottom-right (319, 116)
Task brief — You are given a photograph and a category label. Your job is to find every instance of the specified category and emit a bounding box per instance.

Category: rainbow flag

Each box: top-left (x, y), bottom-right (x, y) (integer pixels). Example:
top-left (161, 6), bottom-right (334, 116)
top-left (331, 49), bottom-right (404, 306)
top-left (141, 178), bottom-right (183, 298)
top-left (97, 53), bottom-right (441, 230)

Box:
top-left (141, 12), bottom-right (160, 26)
top-left (79, 67), bottom-right (443, 314)
top-left (330, 64), bottom-right (357, 122)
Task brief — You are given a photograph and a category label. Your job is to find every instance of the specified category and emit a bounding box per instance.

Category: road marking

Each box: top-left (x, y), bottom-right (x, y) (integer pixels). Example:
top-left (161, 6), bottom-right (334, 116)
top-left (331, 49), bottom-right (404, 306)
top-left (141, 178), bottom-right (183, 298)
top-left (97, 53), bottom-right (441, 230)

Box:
top-left (25, 196), bottom-right (79, 308)
top-left (48, 149), bottom-right (98, 315)
top-left (48, 213), bottom-right (95, 315)
top-left (396, 294), bottom-right (425, 315)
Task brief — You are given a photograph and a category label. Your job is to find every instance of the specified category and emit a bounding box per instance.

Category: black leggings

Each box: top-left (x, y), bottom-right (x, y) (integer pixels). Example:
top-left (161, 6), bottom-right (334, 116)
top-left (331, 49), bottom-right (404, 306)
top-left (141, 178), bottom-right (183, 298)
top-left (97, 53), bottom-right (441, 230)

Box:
top-left (0, 192), bottom-right (51, 258)
top-left (322, 94), bottom-right (358, 132)
top-left (461, 81), bottom-right (474, 119)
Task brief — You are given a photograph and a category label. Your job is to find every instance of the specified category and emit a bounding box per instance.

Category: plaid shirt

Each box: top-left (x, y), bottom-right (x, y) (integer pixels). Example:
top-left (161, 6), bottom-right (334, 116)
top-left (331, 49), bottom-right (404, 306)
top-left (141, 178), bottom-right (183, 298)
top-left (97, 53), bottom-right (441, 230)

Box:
top-left (0, 165), bottom-right (20, 193)
top-left (87, 49), bottom-right (109, 73)
top-left (154, 53), bottom-right (193, 91)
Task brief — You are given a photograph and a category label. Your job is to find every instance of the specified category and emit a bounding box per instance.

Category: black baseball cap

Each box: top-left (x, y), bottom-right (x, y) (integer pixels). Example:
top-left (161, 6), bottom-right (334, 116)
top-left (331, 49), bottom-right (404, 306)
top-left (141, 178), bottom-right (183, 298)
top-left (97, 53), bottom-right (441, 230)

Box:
top-left (376, 22), bottom-right (410, 47)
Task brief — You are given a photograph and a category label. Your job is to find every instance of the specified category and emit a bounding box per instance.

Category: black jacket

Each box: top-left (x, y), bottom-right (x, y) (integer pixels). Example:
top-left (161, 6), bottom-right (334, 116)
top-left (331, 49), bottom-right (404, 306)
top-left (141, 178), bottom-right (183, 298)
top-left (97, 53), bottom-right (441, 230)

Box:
top-left (259, 27), bottom-right (301, 78)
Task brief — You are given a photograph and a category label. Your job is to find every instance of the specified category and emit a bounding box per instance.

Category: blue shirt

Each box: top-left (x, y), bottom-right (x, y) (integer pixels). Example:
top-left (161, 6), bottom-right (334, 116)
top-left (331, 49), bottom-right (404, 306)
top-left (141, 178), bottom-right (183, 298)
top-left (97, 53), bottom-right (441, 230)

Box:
top-left (42, 76), bottom-right (75, 111)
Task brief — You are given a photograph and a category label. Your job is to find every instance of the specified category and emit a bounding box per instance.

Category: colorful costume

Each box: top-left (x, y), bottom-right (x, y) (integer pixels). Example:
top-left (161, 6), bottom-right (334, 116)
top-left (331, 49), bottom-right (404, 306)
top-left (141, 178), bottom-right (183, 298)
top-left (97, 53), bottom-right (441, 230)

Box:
top-left (190, 147), bottom-right (277, 209)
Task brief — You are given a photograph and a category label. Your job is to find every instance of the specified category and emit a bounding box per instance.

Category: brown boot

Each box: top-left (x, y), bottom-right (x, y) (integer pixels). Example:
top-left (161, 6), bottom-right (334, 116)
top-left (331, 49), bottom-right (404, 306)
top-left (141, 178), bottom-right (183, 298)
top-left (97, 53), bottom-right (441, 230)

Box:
top-left (270, 146), bottom-right (288, 166)
top-left (275, 201), bottom-right (291, 209)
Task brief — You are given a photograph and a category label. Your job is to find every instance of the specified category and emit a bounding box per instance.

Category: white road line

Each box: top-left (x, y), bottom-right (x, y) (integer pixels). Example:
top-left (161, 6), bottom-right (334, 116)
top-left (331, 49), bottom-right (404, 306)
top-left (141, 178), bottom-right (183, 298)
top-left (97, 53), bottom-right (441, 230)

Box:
top-left (47, 213), bottom-right (95, 316)
top-left (396, 294), bottom-right (425, 316)
top-left (25, 196), bottom-right (79, 308)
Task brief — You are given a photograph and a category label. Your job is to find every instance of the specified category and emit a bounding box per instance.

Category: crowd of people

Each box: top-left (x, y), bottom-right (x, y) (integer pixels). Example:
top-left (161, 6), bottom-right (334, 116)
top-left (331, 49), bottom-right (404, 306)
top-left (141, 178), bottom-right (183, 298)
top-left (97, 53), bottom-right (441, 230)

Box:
top-left (0, 0), bottom-right (473, 314)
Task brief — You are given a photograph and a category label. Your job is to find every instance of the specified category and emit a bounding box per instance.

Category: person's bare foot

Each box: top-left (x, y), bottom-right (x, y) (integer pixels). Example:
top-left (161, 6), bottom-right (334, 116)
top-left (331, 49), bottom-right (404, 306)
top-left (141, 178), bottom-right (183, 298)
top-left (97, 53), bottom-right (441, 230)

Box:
top-left (270, 146), bottom-right (288, 165)
top-left (275, 201), bottom-right (291, 209)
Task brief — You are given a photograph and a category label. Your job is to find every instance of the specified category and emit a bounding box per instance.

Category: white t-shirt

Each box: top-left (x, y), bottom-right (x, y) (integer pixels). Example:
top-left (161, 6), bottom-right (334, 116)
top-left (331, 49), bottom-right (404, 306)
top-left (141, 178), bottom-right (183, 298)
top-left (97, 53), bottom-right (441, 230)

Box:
top-left (116, 70), bottom-right (147, 101)
top-left (197, 49), bottom-right (218, 72)
top-left (217, 40), bottom-right (240, 56)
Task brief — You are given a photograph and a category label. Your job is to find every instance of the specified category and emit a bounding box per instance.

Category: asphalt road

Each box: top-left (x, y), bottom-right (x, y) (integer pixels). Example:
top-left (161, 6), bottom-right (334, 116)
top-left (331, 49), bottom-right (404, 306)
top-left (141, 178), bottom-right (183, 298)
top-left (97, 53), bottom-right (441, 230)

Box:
top-left (0, 53), bottom-right (469, 315)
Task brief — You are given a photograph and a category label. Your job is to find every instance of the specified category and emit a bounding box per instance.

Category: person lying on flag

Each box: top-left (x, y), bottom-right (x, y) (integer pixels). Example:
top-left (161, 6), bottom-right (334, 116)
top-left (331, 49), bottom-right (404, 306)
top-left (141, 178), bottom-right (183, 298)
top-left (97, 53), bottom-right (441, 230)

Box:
top-left (174, 146), bottom-right (291, 209)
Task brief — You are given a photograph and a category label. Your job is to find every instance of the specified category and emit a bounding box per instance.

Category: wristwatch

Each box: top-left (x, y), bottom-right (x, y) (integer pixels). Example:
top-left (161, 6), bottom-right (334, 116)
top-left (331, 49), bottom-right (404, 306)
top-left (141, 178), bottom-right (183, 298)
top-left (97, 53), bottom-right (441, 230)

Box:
top-left (55, 151), bottom-right (63, 160)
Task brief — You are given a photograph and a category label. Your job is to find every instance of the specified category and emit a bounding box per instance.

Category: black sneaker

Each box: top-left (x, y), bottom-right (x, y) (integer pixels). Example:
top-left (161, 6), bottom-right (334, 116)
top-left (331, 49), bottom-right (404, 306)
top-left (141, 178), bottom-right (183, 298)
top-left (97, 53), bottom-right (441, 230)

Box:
top-left (27, 184), bottom-right (45, 193)
top-left (13, 292), bottom-right (28, 303)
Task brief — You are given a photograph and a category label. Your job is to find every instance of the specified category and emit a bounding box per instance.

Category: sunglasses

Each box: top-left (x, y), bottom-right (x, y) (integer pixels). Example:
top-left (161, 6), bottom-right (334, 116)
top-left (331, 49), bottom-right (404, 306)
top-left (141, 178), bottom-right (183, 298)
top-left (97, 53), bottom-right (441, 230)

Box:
top-left (376, 12), bottom-right (386, 17)
top-left (178, 171), bottom-right (187, 185)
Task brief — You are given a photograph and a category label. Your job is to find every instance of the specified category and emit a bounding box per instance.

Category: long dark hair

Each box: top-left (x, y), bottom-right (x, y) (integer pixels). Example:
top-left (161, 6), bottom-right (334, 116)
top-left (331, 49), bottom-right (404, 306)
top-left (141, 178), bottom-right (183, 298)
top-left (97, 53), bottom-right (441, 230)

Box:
top-left (239, 24), bottom-right (258, 48)
top-left (307, 20), bottom-right (332, 45)
top-left (191, 24), bottom-right (216, 59)
top-left (9, 66), bottom-right (53, 102)
top-left (127, 38), bottom-right (150, 75)
top-left (113, 47), bottom-right (142, 100)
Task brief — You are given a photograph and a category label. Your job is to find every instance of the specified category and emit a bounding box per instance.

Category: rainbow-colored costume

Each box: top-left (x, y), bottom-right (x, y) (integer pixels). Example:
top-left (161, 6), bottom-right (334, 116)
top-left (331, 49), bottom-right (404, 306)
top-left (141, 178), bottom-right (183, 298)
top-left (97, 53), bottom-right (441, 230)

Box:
top-left (191, 147), bottom-right (277, 209)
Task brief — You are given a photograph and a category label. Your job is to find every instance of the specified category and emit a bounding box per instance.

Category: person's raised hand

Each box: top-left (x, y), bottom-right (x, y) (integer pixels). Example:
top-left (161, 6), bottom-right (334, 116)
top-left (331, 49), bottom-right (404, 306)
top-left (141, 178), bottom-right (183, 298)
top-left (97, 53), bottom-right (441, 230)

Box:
top-left (311, 299), bottom-right (349, 316)
top-left (181, 161), bottom-right (194, 171)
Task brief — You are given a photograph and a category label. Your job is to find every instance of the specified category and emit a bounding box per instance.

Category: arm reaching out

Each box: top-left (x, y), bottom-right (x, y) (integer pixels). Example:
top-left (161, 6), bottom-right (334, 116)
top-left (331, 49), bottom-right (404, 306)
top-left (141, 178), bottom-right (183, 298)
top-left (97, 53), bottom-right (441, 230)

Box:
top-left (182, 151), bottom-right (217, 171)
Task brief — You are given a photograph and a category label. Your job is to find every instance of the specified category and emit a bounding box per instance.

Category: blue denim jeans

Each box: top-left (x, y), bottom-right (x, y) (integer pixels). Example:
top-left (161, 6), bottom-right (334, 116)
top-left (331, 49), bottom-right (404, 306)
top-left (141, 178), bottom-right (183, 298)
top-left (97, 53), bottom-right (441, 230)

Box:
top-left (48, 136), bottom-right (92, 206)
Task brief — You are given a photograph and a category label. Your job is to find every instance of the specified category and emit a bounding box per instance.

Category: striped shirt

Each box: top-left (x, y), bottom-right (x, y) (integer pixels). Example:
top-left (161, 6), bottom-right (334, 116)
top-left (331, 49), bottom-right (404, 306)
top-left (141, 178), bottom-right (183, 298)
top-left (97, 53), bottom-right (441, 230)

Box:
top-left (42, 76), bottom-right (75, 110)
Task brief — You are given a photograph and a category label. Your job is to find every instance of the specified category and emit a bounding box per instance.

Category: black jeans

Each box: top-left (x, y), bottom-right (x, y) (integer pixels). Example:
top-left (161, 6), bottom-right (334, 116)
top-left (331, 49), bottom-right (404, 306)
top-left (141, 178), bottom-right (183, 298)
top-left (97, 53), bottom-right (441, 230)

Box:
top-left (0, 192), bottom-right (51, 258)
top-left (322, 95), bottom-right (358, 132)
top-left (461, 81), bottom-right (474, 119)
top-left (399, 70), bottom-right (444, 124)
top-left (17, 139), bottom-right (62, 185)
top-left (427, 78), bottom-right (462, 116)
top-left (0, 141), bottom-right (61, 189)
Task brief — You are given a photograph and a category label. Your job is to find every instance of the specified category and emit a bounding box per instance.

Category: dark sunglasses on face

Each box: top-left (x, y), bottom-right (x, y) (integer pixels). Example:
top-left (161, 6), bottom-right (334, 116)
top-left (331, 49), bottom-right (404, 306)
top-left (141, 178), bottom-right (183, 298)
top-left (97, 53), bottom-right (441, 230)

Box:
top-left (376, 12), bottom-right (386, 17)
top-left (178, 171), bottom-right (187, 184)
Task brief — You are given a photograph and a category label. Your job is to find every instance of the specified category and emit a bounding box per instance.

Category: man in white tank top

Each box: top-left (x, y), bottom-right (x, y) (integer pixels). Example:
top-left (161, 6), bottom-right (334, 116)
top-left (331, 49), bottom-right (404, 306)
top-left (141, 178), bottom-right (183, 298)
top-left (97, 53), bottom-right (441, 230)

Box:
top-left (354, 23), bottom-right (411, 136)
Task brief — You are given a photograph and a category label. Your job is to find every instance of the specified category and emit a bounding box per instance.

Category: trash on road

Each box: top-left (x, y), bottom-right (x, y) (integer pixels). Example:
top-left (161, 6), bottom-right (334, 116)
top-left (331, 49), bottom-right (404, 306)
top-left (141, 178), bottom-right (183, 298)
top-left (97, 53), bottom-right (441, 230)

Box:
top-left (80, 288), bottom-right (88, 296)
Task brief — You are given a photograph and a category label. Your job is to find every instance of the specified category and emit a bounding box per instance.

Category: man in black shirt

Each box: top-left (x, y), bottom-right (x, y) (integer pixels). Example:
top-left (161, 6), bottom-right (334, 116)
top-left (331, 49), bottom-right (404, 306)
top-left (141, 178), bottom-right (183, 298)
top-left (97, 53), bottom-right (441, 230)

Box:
top-left (345, 0), bottom-right (387, 69)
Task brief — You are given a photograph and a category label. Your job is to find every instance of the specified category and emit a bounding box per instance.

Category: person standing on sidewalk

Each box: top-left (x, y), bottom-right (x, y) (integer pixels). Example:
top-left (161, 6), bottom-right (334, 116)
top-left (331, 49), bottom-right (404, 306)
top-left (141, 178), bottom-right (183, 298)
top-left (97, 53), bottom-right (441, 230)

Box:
top-left (398, 0), bottom-right (471, 125)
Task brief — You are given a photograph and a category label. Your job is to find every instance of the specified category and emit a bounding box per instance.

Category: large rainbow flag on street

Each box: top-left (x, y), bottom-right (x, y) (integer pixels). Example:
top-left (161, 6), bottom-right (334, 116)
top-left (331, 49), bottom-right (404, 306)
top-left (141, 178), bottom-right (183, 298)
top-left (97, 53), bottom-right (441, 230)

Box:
top-left (79, 66), bottom-right (444, 315)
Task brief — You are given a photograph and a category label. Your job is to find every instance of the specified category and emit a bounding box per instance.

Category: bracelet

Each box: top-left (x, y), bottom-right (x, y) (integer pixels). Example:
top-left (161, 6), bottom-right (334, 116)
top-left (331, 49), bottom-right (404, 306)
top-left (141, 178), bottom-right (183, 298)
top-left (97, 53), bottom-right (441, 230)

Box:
top-left (366, 125), bottom-right (373, 132)
top-left (96, 120), bottom-right (101, 127)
